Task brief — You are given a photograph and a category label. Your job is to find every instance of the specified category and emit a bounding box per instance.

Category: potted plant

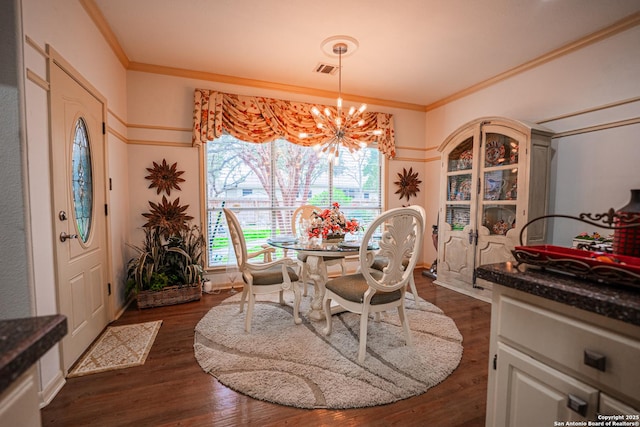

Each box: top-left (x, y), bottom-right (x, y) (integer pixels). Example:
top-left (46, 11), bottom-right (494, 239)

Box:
top-left (126, 220), bottom-right (206, 308)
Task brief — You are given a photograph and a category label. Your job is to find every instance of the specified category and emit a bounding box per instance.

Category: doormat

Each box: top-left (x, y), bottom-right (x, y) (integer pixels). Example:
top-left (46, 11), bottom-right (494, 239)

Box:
top-left (68, 320), bottom-right (162, 378)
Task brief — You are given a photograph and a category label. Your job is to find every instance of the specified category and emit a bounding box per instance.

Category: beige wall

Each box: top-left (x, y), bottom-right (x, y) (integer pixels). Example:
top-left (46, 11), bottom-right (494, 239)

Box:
top-left (424, 25), bottom-right (640, 259)
top-left (124, 71), bottom-right (428, 283)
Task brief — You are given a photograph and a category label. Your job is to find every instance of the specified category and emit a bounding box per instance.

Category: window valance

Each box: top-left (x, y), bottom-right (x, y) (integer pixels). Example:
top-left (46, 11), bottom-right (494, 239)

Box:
top-left (192, 89), bottom-right (396, 158)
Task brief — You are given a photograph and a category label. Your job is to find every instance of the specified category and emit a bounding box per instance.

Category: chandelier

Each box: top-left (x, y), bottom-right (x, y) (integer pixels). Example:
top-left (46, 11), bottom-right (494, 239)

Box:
top-left (300, 39), bottom-right (382, 164)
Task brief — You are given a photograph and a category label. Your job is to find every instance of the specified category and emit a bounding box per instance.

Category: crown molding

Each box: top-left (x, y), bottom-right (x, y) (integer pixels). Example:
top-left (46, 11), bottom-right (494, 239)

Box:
top-left (81, 1), bottom-right (639, 113)
top-left (79, 0), bottom-right (129, 67)
top-left (127, 62), bottom-right (425, 111)
top-left (425, 11), bottom-right (640, 111)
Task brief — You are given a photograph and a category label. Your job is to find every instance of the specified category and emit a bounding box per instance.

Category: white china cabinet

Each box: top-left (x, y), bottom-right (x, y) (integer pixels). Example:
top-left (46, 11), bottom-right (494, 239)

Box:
top-left (435, 117), bottom-right (553, 301)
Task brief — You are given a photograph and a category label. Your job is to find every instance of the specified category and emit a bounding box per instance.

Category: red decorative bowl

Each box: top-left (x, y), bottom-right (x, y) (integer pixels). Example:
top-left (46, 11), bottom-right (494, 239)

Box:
top-left (512, 245), bottom-right (640, 289)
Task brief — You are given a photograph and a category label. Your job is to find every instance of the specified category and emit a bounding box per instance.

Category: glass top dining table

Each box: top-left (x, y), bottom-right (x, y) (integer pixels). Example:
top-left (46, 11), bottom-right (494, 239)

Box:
top-left (267, 237), bottom-right (377, 255)
top-left (267, 237), bottom-right (379, 321)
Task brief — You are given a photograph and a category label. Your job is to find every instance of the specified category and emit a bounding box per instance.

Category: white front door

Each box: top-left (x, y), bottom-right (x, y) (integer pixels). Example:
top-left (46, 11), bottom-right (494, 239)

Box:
top-left (50, 62), bottom-right (110, 373)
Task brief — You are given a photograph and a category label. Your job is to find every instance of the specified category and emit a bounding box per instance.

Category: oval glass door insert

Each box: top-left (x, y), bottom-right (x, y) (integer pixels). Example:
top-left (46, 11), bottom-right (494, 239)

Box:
top-left (72, 118), bottom-right (93, 243)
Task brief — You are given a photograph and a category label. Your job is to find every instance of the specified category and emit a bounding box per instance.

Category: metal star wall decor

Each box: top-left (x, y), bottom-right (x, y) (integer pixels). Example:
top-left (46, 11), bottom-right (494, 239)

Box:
top-left (145, 159), bottom-right (185, 195)
top-left (394, 167), bottom-right (422, 202)
top-left (142, 196), bottom-right (194, 239)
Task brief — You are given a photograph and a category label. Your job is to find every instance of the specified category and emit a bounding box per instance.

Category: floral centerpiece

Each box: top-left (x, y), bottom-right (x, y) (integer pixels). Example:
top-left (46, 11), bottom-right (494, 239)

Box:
top-left (306, 202), bottom-right (361, 242)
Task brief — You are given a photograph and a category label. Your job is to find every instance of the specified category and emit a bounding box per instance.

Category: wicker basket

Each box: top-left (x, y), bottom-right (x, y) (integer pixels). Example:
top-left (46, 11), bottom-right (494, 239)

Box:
top-left (137, 282), bottom-right (202, 309)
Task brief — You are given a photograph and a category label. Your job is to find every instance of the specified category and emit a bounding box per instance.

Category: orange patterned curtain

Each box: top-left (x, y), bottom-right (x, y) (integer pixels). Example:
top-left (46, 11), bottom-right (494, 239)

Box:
top-left (192, 89), bottom-right (396, 158)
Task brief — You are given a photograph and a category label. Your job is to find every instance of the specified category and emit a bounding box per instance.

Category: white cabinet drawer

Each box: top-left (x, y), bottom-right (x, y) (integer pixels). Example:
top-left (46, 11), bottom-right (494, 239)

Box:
top-left (494, 343), bottom-right (599, 427)
top-left (497, 295), bottom-right (640, 400)
top-left (600, 393), bottom-right (639, 415)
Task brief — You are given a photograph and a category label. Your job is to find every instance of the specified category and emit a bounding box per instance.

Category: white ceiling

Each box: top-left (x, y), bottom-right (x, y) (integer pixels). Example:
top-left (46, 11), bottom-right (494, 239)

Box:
top-left (93, 0), bottom-right (640, 108)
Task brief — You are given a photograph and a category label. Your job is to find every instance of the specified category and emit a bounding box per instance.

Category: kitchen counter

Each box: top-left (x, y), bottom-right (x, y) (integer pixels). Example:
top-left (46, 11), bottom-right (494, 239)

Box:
top-left (481, 263), bottom-right (640, 424)
top-left (0, 315), bottom-right (67, 394)
top-left (476, 262), bottom-right (640, 327)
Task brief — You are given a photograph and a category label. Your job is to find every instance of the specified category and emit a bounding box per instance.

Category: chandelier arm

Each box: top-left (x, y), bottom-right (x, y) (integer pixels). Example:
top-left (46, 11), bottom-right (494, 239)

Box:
top-left (342, 114), bottom-right (358, 129)
top-left (348, 133), bottom-right (378, 138)
top-left (325, 117), bottom-right (339, 133)
top-left (345, 135), bottom-right (366, 145)
top-left (314, 112), bottom-right (335, 132)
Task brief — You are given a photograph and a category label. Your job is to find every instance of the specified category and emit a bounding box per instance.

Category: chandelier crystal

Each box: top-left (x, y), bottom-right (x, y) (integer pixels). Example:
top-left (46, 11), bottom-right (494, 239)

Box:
top-left (300, 41), bottom-right (382, 164)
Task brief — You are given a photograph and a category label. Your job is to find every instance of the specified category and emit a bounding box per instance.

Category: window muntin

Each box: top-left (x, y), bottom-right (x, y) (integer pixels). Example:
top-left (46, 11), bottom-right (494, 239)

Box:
top-left (205, 135), bottom-right (382, 267)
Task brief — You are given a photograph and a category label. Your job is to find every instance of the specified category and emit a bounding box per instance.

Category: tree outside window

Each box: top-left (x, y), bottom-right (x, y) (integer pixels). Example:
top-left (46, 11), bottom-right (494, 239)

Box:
top-left (205, 134), bottom-right (381, 267)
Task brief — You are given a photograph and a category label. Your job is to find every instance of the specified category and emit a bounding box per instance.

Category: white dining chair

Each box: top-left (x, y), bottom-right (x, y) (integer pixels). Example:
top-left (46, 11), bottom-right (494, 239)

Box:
top-left (368, 205), bottom-right (426, 305)
top-left (322, 207), bottom-right (425, 363)
top-left (223, 208), bottom-right (302, 333)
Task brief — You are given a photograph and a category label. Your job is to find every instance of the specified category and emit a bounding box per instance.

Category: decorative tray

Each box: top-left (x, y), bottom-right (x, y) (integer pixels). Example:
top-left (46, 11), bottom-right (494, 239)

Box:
top-left (512, 245), bottom-right (640, 289)
top-left (511, 209), bottom-right (640, 290)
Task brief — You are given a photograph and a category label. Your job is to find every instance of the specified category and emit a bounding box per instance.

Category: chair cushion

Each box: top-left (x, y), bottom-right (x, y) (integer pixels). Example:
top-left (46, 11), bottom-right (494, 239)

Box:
top-left (247, 265), bottom-right (299, 285)
top-left (325, 272), bottom-right (401, 305)
top-left (370, 255), bottom-right (409, 271)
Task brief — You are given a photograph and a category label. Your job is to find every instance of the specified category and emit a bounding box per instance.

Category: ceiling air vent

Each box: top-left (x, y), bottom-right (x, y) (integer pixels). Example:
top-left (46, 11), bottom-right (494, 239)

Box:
top-left (314, 63), bottom-right (339, 75)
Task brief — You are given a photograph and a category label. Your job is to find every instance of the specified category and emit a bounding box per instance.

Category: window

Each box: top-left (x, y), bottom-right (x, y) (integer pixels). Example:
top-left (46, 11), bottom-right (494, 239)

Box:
top-left (204, 134), bottom-right (383, 267)
top-left (72, 118), bottom-right (93, 243)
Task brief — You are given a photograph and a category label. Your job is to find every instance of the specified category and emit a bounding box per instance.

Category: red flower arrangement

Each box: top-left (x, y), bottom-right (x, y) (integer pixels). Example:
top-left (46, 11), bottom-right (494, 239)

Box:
top-left (306, 202), bottom-right (361, 239)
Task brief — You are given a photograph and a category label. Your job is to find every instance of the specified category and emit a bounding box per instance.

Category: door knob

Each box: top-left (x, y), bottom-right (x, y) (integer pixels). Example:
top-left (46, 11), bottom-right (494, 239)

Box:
top-left (60, 232), bottom-right (78, 242)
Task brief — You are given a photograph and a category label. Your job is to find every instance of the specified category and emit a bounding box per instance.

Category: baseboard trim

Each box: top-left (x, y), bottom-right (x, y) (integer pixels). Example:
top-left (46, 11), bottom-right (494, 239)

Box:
top-left (38, 369), bottom-right (65, 408)
top-left (113, 296), bottom-right (136, 321)
top-left (433, 279), bottom-right (493, 304)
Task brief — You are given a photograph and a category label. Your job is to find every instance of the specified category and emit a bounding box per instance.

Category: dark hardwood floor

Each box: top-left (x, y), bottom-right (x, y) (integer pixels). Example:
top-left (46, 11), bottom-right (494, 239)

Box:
top-left (41, 270), bottom-right (491, 427)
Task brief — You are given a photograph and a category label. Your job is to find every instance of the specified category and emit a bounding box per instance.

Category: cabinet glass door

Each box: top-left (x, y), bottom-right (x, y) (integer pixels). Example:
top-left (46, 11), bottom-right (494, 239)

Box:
top-left (483, 168), bottom-right (518, 202)
top-left (445, 136), bottom-right (473, 230)
top-left (482, 204), bottom-right (517, 236)
top-left (484, 133), bottom-right (519, 168)
top-left (448, 137), bottom-right (473, 172)
top-left (481, 133), bottom-right (520, 236)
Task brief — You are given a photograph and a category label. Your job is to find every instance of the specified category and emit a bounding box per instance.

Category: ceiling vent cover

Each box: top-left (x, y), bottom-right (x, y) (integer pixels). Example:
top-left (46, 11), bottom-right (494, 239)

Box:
top-left (314, 63), bottom-right (339, 75)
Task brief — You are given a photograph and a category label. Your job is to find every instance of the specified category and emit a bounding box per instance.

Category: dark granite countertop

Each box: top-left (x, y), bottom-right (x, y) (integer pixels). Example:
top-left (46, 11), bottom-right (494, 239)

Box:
top-left (0, 315), bottom-right (67, 394)
top-left (476, 263), bottom-right (640, 327)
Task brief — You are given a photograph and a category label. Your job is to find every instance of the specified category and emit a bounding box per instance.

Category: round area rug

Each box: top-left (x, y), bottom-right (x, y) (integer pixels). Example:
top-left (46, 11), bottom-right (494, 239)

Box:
top-left (193, 292), bottom-right (463, 409)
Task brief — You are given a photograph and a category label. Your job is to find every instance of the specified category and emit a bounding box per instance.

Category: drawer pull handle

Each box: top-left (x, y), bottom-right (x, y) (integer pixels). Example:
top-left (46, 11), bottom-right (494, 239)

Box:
top-left (567, 394), bottom-right (588, 416)
top-left (583, 349), bottom-right (606, 372)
